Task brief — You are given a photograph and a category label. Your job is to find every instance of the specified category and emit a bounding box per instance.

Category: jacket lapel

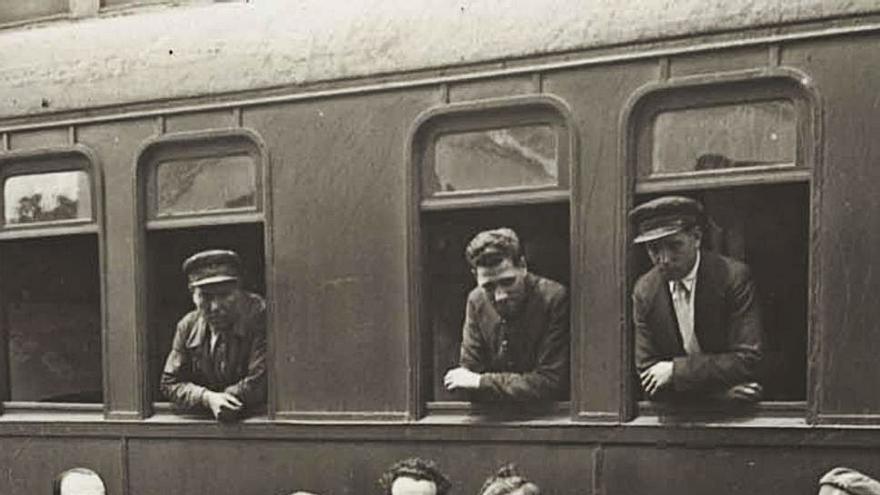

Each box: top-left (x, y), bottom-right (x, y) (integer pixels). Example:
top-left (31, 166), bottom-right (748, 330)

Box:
top-left (652, 274), bottom-right (684, 354)
top-left (694, 251), bottom-right (723, 352)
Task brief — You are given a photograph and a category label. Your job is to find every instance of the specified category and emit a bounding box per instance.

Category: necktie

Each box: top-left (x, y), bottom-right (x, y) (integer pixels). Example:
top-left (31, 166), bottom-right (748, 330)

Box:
top-left (212, 331), bottom-right (227, 378)
top-left (672, 280), bottom-right (700, 354)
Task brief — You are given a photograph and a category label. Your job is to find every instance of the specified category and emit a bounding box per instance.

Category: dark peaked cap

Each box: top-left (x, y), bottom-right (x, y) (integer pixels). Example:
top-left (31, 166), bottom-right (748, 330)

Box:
top-left (629, 196), bottom-right (704, 244)
top-left (183, 249), bottom-right (242, 287)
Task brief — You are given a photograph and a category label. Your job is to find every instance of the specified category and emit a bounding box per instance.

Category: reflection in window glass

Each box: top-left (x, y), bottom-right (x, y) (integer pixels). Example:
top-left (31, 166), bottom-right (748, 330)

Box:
top-left (156, 155), bottom-right (257, 216)
top-left (649, 100), bottom-right (796, 175)
top-left (427, 125), bottom-right (557, 195)
top-left (4, 171), bottom-right (92, 225)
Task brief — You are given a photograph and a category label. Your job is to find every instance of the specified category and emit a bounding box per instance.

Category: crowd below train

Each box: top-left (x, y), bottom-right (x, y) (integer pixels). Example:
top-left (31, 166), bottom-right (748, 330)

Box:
top-left (49, 459), bottom-right (880, 495)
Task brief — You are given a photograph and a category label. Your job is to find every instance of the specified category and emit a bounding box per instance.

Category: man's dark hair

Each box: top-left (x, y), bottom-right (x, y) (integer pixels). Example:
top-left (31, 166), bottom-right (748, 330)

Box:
top-left (378, 457), bottom-right (451, 495)
top-left (465, 228), bottom-right (524, 269)
top-left (478, 464), bottom-right (540, 495)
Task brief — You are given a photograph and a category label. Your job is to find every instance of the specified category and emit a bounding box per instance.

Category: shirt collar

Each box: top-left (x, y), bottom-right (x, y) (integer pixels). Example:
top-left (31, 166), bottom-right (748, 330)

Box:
top-left (668, 250), bottom-right (700, 294)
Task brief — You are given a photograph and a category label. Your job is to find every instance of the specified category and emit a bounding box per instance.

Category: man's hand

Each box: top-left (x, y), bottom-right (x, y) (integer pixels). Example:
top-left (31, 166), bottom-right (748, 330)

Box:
top-left (444, 367), bottom-right (481, 391)
top-left (640, 361), bottom-right (673, 397)
top-left (719, 382), bottom-right (763, 403)
top-left (203, 390), bottom-right (243, 421)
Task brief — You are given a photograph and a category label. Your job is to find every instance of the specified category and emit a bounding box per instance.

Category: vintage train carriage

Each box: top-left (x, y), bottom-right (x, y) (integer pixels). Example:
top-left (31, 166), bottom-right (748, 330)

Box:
top-left (1, 1), bottom-right (880, 493)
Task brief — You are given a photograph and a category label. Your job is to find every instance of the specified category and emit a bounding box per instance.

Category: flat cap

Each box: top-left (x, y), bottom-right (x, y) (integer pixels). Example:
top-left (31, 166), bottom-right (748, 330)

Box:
top-left (182, 249), bottom-right (242, 288)
top-left (820, 467), bottom-right (880, 495)
top-left (629, 196), bottom-right (704, 244)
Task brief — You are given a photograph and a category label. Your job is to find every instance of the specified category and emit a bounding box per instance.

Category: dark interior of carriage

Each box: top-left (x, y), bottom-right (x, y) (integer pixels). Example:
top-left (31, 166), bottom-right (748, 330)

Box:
top-left (0, 234), bottom-right (102, 403)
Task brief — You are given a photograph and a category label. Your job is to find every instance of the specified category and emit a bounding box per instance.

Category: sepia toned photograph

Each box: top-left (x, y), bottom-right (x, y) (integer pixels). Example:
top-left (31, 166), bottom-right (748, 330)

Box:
top-left (0, 0), bottom-right (879, 493)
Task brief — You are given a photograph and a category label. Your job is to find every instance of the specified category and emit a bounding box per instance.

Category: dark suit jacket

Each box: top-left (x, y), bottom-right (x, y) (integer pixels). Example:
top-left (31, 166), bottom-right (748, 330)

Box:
top-left (160, 291), bottom-right (267, 411)
top-left (460, 272), bottom-right (569, 402)
top-left (633, 251), bottom-right (763, 393)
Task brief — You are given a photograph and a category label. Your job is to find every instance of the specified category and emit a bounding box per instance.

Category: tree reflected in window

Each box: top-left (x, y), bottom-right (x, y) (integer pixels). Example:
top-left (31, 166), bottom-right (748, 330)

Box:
top-left (4, 171), bottom-right (91, 225)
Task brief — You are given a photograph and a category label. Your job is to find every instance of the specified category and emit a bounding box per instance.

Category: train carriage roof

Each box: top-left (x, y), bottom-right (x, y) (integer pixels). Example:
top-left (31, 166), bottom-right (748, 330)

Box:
top-left (0, 0), bottom-right (877, 118)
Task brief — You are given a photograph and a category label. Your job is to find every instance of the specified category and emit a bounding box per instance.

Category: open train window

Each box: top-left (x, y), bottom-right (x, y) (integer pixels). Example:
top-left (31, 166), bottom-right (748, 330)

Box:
top-left (626, 71), bottom-right (817, 415)
top-left (0, 149), bottom-right (103, 407)
top-left (410, 96), bottom-right (574, 417)
top-left (138, 130), bottom-right (268, 415)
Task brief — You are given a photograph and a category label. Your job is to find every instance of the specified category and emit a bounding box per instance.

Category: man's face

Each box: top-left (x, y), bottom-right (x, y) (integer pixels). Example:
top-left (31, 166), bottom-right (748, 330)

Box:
top-left (192, 282), bottom-right (241, 329)
top-left (645, 229), bottom-right (701, 281)
top-left (390, 477), bottom-right (437, 495)
top-left (475, 257), bottom-right (528, 319)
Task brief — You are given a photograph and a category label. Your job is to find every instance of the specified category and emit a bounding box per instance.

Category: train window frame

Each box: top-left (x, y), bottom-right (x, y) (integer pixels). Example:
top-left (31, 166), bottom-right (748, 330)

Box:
top-left (136, 128), bottom-right (273, 419)
top-left (141, 131), bottom-right (264, 229)
top-left (0, 146), bottom-right (106, 414)
top-left (622, 68), bottom-right (821, 421)
top-left (407, 95), bottom-right (579, 419)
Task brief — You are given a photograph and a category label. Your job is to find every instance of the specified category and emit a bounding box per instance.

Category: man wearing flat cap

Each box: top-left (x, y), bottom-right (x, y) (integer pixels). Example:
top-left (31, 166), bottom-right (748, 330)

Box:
top-left (160, 249), bottom-right (266, 420)
top-left (443, 227), bottom-right (569, 402)
top-left (630, 196), bottom-right (763, 403)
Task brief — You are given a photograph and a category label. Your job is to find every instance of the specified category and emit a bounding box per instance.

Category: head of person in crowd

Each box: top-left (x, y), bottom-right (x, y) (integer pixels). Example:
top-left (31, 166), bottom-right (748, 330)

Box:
top-left (53, 468), bottom-right (106, 495)
top-left (819, 467), bottom-right (880, 495)
top-left (183, 249), bottom-right (245, 330)
top-left (379, 457), bottom-right (452, 495)
top-left (478, 464), bottom-right (540, 495)
top-left (629, 196), bottom-right (705, 282)
top-left (465, 228), bottom-right (529, 319)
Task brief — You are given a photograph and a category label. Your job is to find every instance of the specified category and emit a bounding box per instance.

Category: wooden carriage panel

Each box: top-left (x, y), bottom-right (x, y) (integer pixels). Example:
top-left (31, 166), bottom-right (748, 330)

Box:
top-left (781, 35), bottom-right (880, 420)
top-left (243, 88), bottom-right (440, 417)
top-left (128, 438), bottom-right (592, 495)
top-left (0, 437), bottom-right (123, 494)
top-left (542, 60), bottom-right (659, 419)
top-left (8, 127), bottom-right (69, 150)
top-left (164, 110), bottom-right (238, 134)
top-left (449, 75), bottom-right (538, 102)
top-left (670, 45), bottom-right (771, 78)
top-left (77, 119), bottom-right (158, 417)
top-left (603, 445), bottom-right (880, 495)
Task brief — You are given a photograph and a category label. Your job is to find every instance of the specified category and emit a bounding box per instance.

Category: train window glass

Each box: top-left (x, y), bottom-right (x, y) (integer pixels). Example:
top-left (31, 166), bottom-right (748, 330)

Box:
top-left (646, 100), bottom-right (796, 177)
top-left (153, 155), bottom-right (257, 217)
top-left (427, 125), bottom-right (558, 195)
top-left (0, 1), bottom-right (68, 24)
top-left (3, 171), bottom-right (92, 225)
top-left (413, 98), bottom-right (573, 415)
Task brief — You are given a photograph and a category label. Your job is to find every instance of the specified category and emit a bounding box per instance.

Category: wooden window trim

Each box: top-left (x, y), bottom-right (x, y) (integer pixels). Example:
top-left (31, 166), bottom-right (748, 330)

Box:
top-left (413, 96), bottom-right (574, 207)
top-left (137, 129), bottom-right (267, 230)
top-left (136, 128), bottom-right (274, 419)
top-left (621, 68), bottom-right (822, 421)
top-left (0, 145), bottom-right (105, 413)
top-left (0, 147), bottom-right (99, 234)
top-left (407, 95), bottom-right (579, 419)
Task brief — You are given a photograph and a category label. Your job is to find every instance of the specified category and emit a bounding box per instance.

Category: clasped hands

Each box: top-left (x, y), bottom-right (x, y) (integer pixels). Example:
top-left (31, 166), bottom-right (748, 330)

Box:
top-left (641, 360), bottom-right (763, 402)
top-left (203, 390), bottom-right (243, 421)
top-left (443, 367), bottom-right (481, 391)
